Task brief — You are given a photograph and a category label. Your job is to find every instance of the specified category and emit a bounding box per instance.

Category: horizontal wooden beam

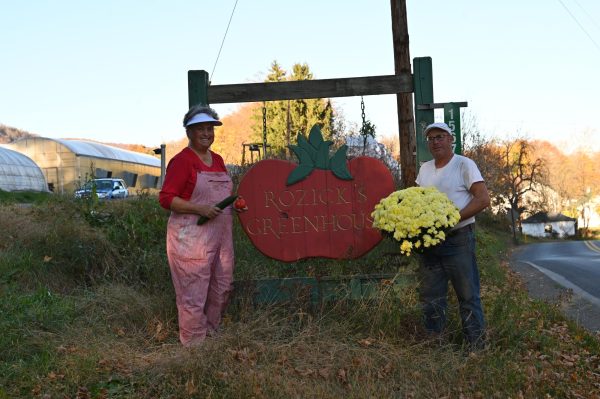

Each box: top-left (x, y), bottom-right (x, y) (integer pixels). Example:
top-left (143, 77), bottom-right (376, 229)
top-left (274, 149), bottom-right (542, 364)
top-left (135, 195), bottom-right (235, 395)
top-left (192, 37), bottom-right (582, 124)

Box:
top-left (416, 101), bottom-right (468, 110)
top-left (205, 74), bottom-right (413, 104)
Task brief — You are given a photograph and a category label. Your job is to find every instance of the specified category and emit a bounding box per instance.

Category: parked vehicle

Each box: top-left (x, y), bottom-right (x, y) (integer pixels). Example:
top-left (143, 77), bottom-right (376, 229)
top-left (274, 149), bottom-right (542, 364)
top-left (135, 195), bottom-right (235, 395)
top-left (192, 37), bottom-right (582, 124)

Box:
top-left (74, 178), bottom-right (129, 199)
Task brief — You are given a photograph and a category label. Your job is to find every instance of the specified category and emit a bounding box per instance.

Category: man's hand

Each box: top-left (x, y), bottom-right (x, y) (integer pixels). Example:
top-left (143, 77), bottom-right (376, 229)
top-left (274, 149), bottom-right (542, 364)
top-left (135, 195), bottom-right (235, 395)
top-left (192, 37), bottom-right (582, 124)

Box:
top-left (459, 181), bottom-right (490, 221)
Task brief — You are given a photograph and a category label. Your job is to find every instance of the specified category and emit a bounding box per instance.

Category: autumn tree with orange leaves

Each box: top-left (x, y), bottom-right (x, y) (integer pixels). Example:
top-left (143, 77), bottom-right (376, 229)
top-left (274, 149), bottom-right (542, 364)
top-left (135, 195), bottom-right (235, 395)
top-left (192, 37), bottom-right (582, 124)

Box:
top-left (465, 132), bottom-right (547, 241)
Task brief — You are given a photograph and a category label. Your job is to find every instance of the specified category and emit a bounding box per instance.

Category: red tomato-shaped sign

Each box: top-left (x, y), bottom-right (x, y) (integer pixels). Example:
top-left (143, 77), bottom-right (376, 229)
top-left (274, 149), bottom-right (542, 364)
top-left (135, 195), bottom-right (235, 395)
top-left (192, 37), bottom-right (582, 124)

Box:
top-left (236, 157), bottom-right (395, 262)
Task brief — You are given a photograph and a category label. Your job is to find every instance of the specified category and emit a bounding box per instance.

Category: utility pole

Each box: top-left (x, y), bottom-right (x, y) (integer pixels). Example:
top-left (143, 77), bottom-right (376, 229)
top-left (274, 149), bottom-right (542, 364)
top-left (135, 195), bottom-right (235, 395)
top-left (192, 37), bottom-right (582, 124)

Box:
top-left (153, 144), bottom-right (166, 188)
top-left (391, 0), bottom-right (417, 188)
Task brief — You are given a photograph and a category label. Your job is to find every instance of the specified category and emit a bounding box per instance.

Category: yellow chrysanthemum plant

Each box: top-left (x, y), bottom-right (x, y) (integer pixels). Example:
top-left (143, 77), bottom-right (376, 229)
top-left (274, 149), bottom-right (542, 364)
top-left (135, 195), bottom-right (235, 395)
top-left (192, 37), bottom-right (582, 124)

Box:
top-left (371, 187), bottom-right (460, 256)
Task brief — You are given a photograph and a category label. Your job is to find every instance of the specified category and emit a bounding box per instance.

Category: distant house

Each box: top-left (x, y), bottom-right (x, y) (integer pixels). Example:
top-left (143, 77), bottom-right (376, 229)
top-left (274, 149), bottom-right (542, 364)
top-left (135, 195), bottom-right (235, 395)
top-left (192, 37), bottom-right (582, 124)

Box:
top-left (521, 212), bottom-right (577, 238)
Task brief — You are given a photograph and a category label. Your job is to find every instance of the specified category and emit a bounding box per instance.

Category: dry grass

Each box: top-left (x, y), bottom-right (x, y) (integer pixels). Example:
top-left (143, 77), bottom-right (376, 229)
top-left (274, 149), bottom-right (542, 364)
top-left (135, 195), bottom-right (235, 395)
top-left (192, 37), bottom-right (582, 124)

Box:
top-left (1, 195), bottom-right (599, 398)
top-left (20, 272), bottom-right (600, 398)
top-left (0, 203), bottom-right (118, 290)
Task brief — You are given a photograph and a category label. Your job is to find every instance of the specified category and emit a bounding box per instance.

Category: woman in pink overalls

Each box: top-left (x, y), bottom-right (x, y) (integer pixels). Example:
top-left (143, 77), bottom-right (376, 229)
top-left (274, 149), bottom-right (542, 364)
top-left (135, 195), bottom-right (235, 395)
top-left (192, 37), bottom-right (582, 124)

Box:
top-left (159, 105), bottom-right (240, 346)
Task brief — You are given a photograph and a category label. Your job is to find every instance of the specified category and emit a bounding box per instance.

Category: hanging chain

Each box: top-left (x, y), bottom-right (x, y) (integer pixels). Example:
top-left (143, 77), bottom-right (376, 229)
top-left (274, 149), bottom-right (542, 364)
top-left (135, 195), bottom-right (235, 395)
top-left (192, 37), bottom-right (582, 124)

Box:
top-left (262, 102), bottom-right (267, 159)
top-left (360, 96), bottom-right (367, 128)
top-left (359, 96), bottom-right (375, 155)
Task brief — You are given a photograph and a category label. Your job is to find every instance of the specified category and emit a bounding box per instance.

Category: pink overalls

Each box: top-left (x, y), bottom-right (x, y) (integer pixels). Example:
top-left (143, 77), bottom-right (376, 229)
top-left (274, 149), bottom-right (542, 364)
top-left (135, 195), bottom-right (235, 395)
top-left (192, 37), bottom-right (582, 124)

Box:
top-left (166, 171), bottom-right (234, 346)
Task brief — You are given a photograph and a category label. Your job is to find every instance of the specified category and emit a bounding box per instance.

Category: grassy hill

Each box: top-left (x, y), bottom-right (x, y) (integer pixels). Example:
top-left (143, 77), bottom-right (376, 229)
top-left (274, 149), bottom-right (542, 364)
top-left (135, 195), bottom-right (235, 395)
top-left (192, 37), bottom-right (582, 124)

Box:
top-left (0, 192), bottom-right (599, 398)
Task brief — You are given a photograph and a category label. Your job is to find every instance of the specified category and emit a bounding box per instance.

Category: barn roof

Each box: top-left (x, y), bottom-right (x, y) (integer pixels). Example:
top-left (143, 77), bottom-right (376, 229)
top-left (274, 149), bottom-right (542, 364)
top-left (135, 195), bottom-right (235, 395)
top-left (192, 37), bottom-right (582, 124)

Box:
top-left (55, 139), bottom-right (160, 167)
top-left (522, 212), bottom-right (577, 223)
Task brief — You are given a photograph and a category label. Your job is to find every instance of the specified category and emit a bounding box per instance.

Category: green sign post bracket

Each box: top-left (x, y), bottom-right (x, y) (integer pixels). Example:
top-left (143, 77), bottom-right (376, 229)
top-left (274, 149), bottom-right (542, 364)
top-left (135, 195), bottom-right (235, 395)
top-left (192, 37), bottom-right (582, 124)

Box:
top-left (413, 57), bottom-right (434, 168)
top-left (188, 70), bottom-right (209, 108)
top-left (413, 57), bottom-right (468, 168)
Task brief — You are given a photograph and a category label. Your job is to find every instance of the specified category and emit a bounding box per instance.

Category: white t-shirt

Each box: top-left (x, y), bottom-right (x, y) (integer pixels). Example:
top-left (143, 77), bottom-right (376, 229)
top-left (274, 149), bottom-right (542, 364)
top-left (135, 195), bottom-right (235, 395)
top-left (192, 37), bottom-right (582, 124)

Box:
top-left (416, 154), bottom-right (484, 229)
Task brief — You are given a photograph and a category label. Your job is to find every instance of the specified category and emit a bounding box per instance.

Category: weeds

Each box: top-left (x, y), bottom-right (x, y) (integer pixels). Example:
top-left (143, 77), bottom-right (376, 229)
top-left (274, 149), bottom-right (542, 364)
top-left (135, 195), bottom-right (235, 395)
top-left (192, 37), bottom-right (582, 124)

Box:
top-left (0, 193), bottom-right (599, 398)
top-left (0, 189), bottom-right (51, 204)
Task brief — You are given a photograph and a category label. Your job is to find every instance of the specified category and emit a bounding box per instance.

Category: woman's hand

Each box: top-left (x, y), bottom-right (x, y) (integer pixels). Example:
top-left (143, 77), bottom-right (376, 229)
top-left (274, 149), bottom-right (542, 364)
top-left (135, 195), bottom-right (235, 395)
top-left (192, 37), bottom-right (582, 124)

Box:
top-left (233, 196), bottom-right (248, 213)
top-left (198, 204), bottom-right (223, 219)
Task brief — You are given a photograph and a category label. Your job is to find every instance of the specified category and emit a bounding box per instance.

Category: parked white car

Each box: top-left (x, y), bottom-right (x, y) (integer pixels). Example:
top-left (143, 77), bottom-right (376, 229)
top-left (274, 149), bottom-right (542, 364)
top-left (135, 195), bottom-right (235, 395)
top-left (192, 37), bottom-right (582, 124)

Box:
top-left (74, 178), bottom-right (129, 199)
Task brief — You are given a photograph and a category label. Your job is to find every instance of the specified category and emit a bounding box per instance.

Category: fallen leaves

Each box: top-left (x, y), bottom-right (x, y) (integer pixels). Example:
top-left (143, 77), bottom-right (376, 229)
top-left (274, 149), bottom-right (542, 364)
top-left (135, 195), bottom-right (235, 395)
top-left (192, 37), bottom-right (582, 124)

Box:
top-left (46, 371), bottom-right (65, 381)
top-left (185, 377), bottom-right (198, 396)
top-left (227, 347), bottom-right (257, 366)
top-left (515, 320), bottom-right (600, 397)
top-left (148, 317), bottom-right (171, 342)
top-left (337, 368), bottom-right (349, 386)
top-left (378, 362), bottom-right (393, 379)
top-left (96, 357), bottom-right (133, 377)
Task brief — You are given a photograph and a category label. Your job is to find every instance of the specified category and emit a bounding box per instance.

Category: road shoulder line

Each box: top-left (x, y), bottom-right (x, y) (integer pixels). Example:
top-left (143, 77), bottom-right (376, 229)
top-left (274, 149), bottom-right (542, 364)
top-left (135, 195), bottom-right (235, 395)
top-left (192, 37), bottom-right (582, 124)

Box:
top-left (518, 260), bottom-right (600, 308)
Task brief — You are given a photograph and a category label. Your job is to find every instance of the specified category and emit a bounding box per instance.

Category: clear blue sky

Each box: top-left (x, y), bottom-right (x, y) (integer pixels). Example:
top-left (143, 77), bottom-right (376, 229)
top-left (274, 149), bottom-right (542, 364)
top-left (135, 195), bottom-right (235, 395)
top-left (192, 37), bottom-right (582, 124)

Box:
top-left (1, 1), bottom-right (599, 152)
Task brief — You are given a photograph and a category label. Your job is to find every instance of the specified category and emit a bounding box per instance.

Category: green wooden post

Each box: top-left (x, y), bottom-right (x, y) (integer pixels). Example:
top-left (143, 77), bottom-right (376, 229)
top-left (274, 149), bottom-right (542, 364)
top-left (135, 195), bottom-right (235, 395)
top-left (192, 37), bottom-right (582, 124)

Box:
top-left (188, 70), bottom-right (209, 108)
top-left (413, 57), bottom-right (434, 168)
top-left (444, 102), bottom-right (462, 155)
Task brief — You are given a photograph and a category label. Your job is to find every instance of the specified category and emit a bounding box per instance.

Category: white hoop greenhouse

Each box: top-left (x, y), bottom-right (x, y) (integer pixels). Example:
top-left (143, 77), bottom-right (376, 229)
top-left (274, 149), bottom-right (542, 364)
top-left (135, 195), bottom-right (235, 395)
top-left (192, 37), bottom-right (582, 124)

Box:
top-left (0, 146), bottom-right (48, 192)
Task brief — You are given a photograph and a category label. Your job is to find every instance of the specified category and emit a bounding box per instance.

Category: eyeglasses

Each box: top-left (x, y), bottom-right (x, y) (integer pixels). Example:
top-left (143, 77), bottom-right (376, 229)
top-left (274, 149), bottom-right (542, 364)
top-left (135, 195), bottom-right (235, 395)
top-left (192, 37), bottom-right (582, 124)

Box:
top-left (426, 134), bottom-right (448, 142)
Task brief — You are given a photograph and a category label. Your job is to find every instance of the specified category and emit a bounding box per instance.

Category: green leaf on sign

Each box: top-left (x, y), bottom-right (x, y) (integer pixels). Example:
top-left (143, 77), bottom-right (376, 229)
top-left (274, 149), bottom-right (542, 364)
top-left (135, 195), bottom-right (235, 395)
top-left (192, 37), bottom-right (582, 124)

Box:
top-left (308, 125), bottom-right (324, 149)
top-left (286, 164), bottom-right (314, 185)
top-left (297, 134), bottom-right (317, 160)
top-left (330, 145), bottom-right (353, 180)
top-left (315, 141), bottom-right (332, 169)
top-left (289, 145), bottom-right (315, 167)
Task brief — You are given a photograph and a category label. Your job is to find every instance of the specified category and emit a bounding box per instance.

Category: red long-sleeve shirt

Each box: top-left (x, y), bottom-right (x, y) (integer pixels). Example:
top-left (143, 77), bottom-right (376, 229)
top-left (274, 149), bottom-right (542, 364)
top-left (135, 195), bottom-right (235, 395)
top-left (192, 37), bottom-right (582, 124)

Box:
top-left (159, 147), bottom-right (227, 210)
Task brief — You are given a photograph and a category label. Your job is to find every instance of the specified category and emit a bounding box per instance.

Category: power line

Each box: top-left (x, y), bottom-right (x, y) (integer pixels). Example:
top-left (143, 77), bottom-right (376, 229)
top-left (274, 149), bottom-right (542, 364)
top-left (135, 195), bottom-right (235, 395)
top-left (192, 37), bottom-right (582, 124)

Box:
top-left (572, 0), bottom-right (600, 32)
top-left (210, 0), bottom-right (240, 84)
top-left (557, 0), bottom-right (600, 54)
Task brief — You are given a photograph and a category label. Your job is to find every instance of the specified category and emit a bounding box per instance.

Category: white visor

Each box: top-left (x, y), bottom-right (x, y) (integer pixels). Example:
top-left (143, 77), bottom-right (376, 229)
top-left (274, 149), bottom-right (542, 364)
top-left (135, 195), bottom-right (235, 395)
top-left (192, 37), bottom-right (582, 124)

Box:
top-left (185, 112), bottom-right (223, 127)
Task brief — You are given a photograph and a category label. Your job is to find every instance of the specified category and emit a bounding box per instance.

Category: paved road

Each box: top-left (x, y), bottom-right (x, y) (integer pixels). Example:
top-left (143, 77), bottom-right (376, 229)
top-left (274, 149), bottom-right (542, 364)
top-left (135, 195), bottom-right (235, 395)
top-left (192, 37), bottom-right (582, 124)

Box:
top-left (510, 240), bottom-right (600, 333)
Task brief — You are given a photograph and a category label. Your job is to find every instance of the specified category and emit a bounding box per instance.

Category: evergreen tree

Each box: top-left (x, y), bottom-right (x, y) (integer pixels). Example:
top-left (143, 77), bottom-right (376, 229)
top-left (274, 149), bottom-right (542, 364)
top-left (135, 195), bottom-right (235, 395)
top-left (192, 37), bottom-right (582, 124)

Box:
top-left (252, 61), bottom-right (334, 158)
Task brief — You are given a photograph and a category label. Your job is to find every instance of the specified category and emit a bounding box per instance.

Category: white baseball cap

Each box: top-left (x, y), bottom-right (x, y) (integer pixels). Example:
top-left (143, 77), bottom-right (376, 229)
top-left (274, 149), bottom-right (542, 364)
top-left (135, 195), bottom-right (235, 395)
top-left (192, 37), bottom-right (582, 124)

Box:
top-left (185, 112), bottom-right (223, 127)
top-left (423, 122), bottom-right (451, 136)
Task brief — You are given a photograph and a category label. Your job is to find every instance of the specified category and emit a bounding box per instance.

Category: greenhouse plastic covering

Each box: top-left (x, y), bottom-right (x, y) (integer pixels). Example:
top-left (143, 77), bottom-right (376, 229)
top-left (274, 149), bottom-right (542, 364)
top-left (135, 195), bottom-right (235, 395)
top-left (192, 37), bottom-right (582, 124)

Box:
top-left (0, 147), bottom-right (48, 192)
top-left (57, 139), bottom-right (160, 167)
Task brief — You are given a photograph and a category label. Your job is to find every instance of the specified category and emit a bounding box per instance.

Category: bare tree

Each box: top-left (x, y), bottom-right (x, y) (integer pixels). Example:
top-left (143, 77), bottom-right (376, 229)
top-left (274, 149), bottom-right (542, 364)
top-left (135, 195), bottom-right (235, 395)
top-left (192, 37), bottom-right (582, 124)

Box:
top-left (496, 139), bottom-right (546, 242)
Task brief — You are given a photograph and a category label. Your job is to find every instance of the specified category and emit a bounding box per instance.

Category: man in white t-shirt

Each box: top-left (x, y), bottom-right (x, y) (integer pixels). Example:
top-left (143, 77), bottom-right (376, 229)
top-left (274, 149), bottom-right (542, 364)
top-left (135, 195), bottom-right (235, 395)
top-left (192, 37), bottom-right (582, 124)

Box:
top-left (415, 122), bottom-right (490, 350)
